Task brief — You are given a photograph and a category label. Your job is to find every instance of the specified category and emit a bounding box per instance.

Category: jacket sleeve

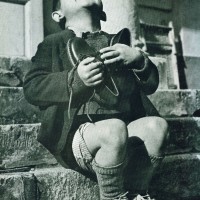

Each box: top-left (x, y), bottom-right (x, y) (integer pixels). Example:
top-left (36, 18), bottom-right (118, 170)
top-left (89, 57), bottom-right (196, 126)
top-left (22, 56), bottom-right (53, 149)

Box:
top-left (133, 51), bottom-right (159, 95)
top-left (23, 37), bottom-right (91, 108)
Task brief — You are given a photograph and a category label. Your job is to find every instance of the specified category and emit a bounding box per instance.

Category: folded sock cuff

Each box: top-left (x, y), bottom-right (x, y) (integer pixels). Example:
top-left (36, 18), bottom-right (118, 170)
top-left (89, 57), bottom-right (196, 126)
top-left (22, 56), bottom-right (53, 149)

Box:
top-left (92, 159), bottom-right (127, 175)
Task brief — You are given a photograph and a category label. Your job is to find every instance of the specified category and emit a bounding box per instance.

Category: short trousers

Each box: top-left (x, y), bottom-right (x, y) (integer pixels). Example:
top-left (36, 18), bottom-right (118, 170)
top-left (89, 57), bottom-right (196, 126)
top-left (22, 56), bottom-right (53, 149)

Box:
top-left (72, 122), bottom-right (95, 173)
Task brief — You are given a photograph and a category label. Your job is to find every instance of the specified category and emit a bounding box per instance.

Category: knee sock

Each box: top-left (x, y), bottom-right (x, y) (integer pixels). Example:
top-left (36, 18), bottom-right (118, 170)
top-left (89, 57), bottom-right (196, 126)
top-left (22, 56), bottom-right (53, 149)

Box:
top-left (124, 139), bottom-right (164, 196)
top-left (92, 159), bottom-right (127, 200)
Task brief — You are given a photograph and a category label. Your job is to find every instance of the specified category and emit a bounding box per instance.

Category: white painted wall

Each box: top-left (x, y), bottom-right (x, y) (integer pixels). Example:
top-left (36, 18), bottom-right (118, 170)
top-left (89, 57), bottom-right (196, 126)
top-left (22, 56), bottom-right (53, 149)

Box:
top-left (173, 0), bottom-right (200, 88)
top-left (101, 0), bottom-right (140, 41)
top-left (181, 28), bottom-right (200, 58)
top-left (0, 2), bottom-right (25, 56)
top-left (178, 0), bottom-right (200, 57)
top-left (0, 0), bottom-right (43, 58)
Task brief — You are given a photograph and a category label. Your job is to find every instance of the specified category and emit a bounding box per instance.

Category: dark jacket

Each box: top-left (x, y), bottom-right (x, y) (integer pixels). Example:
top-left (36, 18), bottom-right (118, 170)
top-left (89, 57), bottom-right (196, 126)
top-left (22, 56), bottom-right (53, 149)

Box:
top-left (23, 29), bottom-right (159, 169)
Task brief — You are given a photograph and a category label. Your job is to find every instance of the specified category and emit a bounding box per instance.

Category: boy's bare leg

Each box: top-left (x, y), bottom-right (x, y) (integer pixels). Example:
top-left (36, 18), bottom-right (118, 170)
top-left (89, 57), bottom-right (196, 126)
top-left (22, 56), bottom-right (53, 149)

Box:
top-left (81, 116), bottom-right (168, 198)
top-left (82, 118), bottom-right (128, 199)
top-left (83, 118), bottom-right (128, 166)
top-left (126, 116), bottom-right (168, 196)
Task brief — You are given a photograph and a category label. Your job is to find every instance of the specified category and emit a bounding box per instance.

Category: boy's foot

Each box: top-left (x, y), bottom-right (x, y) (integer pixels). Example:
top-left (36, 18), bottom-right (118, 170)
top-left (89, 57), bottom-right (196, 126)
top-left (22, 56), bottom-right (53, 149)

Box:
top-left (113, 192), bottom-right (129, 200)
top-left (132, 194), bottom-right (155, 200)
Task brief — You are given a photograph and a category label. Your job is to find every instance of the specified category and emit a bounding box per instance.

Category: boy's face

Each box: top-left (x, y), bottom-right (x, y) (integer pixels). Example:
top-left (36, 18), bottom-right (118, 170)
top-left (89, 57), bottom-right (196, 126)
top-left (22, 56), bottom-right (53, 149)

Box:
top-left (60, 0), bottom-right (103, 18)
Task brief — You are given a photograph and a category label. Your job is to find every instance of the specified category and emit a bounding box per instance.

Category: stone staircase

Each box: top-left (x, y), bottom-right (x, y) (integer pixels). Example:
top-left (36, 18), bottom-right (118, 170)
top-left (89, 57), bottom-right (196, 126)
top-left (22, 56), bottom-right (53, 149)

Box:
top-left (0, 56), bottom-right (200, 200)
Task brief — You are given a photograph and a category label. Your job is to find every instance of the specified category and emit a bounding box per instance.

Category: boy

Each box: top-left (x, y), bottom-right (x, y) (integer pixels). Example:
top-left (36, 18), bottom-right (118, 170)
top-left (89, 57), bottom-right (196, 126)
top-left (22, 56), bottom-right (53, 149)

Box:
top-left (23, 0), bottom-right (168, 199)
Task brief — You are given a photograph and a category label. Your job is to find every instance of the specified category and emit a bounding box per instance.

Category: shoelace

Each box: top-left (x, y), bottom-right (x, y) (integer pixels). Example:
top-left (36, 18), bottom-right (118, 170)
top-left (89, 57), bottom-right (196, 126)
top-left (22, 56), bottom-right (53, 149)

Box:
top-left (134, 194), bottom-right (155, 200)
top-left (86, 73), bottom-right (119, 122)
top-left (67, 55), bottom-right (119, 121)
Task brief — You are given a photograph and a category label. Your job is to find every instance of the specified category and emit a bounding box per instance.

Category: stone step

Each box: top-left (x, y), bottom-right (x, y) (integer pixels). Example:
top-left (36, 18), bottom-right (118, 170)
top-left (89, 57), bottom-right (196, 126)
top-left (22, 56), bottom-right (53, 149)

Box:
top-left (166, 117), bottom-right (200, 155)
top-left (1, 153), bottom-right (200, 200)
top-left (0, 56), bottom-right (170, 90)
top-left (0, 123), bottom-right (56, 169)
top-left (0, 56), bottom-right (169, 90)
top-left (0, 167), bottom-right (99, 200)
top-left (0, 173), bottom-right (38, 200)
top-left (0, 117), bottom-right (200, 169)
top-left (149, 89), bottom-right (200, 117)
top-left (150, 153), bottom-right (200, 200)
top-left (1, 87), bottom-right (200, 124)
top-left (0, 87), bottom-right (41, 124)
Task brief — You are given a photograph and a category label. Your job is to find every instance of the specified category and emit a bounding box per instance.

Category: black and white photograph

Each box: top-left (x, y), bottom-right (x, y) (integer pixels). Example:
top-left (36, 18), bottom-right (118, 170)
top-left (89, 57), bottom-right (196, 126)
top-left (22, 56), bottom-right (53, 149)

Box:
top-left (0, 0), bottom-right (200, 199)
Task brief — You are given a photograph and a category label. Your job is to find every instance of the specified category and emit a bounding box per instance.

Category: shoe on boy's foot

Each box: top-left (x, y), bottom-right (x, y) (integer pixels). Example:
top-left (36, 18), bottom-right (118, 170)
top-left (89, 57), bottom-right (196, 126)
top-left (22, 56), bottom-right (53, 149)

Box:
top-left (132, 194), bottom-right (155, 200)
top-left (113, 192), bottom-right (129, 200)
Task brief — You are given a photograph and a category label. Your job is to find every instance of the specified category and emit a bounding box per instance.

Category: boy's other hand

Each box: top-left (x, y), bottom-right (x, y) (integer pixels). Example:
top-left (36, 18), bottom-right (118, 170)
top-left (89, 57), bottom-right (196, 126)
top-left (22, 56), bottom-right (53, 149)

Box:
top-left (77, 57), bottom-right (104, 87)
top-left (100, 44), bottom-right (144, 68)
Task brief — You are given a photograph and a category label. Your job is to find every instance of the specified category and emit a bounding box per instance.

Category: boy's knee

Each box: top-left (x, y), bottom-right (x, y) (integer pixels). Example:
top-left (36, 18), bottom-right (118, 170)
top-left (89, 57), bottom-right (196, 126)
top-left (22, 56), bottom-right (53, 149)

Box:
top-left (100, 119), bottom-right (128, 149)
top-left (148, 117), bottom-right (169, 144)
top-left (156, 117), bottom-right (168, 142)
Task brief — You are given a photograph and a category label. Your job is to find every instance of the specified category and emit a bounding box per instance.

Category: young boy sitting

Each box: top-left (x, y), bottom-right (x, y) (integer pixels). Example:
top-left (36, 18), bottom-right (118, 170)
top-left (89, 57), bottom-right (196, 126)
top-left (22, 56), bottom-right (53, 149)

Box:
top-left (23, 0), bottom-right (168, 199)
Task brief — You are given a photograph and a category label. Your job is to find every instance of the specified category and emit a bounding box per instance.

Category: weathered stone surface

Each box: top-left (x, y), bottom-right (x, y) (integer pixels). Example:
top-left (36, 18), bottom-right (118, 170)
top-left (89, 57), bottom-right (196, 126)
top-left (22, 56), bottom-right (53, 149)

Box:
top-left (151, 153), bottom-right (200, 200)
top-left (2, 87), bottom-right (200, 124)
top-left (0, 117), bottom-right (200, 169)
top-left (0, 173), bottom-right (36, 200)
top-left (0, 69), bottom-right (21, 87)
top-left (0, 124), bottom-right (56, 169)
top-left (166, 117), bottom-right (200, 155)
top-left (1, 154), bottom-right (200, 200)
top-left (196, 90), bottom-right (200, 110)
top-left (0, 56), bottom-right (31, 86)
top-left (36, 164), bottom-right (200, 200)
top-left (0, 87), bottom-right (40, 124)
top-left (0, 168), bottom-right (99, 200)
top-left (34, 167), bottom-right (100, 200)
top-left (0, 56), bottom-right (10, 70)
top-left (10, 57), bottom-right (31, 83)
top-left (1, 57), bottom-right (200, 120)
top-left (149, 89), bottom-right (199, 117)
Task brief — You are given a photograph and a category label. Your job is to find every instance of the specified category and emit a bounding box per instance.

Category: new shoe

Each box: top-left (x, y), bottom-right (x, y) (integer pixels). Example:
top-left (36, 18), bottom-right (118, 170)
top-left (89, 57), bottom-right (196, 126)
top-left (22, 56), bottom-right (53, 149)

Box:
top-left (132, 194), bottom-right (155, 200)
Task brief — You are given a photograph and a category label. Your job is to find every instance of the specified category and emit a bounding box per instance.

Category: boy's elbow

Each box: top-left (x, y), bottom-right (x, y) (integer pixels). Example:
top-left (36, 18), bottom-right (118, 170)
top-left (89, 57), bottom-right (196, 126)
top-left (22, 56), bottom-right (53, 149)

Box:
top-left (23, 84), bottom-right (37, 106)
top-left (140, 65), bottom-right (159, 95)
top-left (23, 81), bottom-right (42, 106)
top-left (142, 79), bottom-right (159, 95)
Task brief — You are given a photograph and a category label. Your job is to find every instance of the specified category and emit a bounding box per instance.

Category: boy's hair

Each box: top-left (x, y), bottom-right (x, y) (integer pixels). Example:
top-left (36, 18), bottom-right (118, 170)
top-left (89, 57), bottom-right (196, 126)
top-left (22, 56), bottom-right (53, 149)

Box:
top-left (53, 0), bottom-right (60, 12)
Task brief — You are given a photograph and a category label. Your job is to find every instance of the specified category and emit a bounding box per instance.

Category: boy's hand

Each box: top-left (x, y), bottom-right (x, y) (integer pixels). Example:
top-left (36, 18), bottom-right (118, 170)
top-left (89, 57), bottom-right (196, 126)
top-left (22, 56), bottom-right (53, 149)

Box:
top-left (100, 44), bottom-right (144, 68)
top-left (77, 57), bottom-right (104, 87)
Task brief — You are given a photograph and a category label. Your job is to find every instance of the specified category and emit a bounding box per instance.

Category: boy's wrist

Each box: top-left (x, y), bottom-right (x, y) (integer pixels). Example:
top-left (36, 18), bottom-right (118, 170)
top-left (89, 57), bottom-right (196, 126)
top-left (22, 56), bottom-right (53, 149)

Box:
top-left (131, 49), bottom-right (146, 70)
